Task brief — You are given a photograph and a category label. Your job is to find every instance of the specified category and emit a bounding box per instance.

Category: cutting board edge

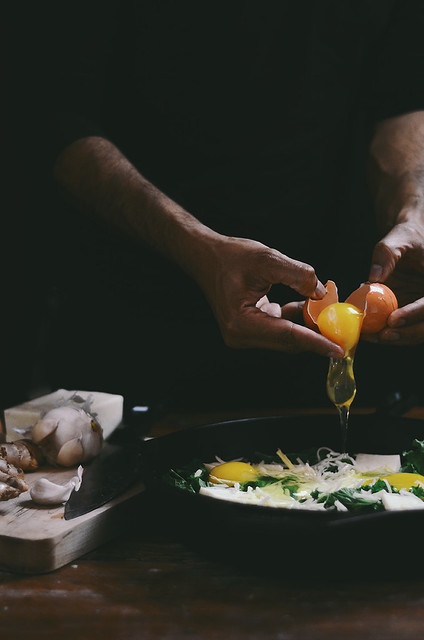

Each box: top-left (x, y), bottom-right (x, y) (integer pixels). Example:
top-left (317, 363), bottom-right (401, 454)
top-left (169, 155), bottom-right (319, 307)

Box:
top-left (0, 482), bottom-right (146, 574)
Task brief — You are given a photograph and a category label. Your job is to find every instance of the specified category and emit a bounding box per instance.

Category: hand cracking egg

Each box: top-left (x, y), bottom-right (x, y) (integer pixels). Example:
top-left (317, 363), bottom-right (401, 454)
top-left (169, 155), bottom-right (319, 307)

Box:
top-left (209, 461), bottom-right (258, 485)
top-left (304, 280), bottom-right (398, 344)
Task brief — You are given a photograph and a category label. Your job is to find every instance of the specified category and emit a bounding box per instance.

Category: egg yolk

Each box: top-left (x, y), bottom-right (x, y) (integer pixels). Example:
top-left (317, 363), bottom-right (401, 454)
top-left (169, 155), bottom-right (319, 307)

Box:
top-left (209, 461), bottom-right (258, 485)
top-left (376, 472), bottom-right (424, 492)
top-left (317, 302), bottom-right (363, 354)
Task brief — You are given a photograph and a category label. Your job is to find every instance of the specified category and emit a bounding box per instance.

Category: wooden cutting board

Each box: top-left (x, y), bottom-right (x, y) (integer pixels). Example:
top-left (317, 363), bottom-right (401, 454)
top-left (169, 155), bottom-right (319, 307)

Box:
top-left (0, 466), bottom-right (145, 574)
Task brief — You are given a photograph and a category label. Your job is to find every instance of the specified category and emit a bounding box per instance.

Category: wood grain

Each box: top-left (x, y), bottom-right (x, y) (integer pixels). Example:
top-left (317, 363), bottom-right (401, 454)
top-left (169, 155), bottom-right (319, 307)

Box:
top-left (0, 496), bottom-right (423, 640)
top-left (0, 466), bottom-right (145, 573)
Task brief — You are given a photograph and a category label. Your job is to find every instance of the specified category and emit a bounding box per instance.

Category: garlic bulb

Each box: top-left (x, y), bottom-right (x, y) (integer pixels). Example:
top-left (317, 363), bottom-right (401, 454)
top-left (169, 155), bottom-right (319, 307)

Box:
top-left (30, 466), bottom-right (83, 505)
top-left (31, 406), bottom-right (103, 467)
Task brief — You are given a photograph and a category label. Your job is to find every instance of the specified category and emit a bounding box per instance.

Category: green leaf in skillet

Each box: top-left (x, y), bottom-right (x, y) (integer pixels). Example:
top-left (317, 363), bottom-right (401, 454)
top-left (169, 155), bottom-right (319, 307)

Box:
top-left (361, 478), bottom-right (399, 494)
top-left (410, 485), bottom-right (424, 500)
top-left (240, 475), bottom-right (299, 496)
top-left (315, 488), bottom-right (384, 512)
top-left (163, 459), bottom-right (209, 493)
top-left (286, 447), bottom-right (322, 465)
top-left (401, 439), bottom-right (424, 474)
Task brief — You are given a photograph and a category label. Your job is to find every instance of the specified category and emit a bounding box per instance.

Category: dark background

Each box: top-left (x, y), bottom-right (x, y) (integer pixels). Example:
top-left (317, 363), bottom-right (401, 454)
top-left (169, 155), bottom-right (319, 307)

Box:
top-left (4, 2), bottom-right (422, 415)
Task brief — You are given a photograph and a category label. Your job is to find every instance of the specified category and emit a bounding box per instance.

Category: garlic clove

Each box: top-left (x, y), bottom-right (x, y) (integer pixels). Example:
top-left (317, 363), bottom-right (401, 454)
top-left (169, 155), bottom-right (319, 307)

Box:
top-left (30, 466), bottom-right (83, 505)
top-left (31, 418), bottom-right (59, 443)
top-left (56, 437), bottom-right (85, 467)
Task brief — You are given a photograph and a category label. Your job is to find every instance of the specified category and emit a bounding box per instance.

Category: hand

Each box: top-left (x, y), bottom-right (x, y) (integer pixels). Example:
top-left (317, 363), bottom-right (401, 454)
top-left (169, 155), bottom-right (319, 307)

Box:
top-left (194, 235), bottom-right (344, 357)
top-left (368, 213), bottom-right (424, 345)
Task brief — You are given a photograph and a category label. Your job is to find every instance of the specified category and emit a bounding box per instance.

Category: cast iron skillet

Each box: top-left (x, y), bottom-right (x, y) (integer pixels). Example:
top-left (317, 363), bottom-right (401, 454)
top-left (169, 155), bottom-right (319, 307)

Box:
top-left (140, 412), bottom-right (424, 574)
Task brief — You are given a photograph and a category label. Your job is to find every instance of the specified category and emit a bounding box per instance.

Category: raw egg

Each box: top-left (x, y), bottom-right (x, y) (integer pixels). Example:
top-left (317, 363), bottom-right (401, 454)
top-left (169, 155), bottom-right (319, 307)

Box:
top-left (364, 472), bottom-right (424, 493)
top-left (209, 461), bottom-right (258, 485)
top-left (304, 280), bottom-right (397, 337)
top-left (317, 302), bottom-right (363, 354)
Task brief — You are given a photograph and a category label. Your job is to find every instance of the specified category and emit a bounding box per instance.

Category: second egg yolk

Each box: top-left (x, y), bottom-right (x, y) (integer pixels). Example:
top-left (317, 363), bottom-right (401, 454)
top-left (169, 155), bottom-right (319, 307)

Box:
top-left (209, 461), bottom-right (258, 485)
top-left (376, 472), bottom-right (424, 492)
top-left (317, 302), bottom-right (363, 355)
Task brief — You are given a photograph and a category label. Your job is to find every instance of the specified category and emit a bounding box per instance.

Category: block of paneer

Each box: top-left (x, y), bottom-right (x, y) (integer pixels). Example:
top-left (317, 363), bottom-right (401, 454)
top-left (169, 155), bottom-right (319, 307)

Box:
top-left (4, 389), bottom-right (124, 441)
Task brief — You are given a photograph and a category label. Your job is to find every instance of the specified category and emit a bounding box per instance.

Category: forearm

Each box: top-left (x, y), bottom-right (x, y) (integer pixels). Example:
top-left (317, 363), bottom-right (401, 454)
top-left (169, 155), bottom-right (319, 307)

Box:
top-left (53, 136), bottom-right (221, 282)
top-left (368, 110), bottom-right (424, 233)
top-left (52, 136), bottom-right (336, 356)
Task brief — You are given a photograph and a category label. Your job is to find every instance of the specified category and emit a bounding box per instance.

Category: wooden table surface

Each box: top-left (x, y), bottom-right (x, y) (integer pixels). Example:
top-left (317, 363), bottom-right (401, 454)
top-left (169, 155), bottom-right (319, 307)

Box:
top-left (1, 405), bottom-right (424, 640)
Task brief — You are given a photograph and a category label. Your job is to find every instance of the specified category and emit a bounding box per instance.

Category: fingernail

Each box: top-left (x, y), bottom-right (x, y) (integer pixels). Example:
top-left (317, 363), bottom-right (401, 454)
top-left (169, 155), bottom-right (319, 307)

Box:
top-left (369, 264), bottom-right (383, 282)
top-left (315, 280), bottom-right (327, 297)
top-left (328, 348), bottom-right (344, 359)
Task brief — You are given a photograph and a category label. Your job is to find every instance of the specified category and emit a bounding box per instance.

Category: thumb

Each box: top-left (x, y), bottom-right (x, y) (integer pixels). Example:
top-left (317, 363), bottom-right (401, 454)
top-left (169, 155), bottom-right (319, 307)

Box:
top-left (368, 225), bottom-right (407, 281)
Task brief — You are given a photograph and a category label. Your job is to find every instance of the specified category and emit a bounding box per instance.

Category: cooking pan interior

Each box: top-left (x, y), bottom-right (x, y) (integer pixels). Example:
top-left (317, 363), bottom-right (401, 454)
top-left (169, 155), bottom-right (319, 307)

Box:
top-left (141, 413), bottom-right (424, 576)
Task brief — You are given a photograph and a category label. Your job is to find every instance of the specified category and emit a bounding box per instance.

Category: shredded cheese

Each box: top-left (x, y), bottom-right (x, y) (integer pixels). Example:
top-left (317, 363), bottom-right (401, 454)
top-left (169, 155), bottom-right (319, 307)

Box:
top-left (276, 448), bottom-right (295, 469)
top-left (198, 448), bottom-right (424, 512)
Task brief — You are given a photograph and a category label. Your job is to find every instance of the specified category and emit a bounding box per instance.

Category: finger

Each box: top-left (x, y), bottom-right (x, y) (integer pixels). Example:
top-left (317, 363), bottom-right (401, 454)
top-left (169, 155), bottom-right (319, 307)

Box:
top-left (374, 322), bottom-right (424, 346)
top-left (388, 299), bottom-right (424, 327)
top-left (375, 298), bottom-right (424, 345)
top-left (280, 300), bottom-right (304, 322)
top-left (368, 225), bottom-right (412, 282)
top-left (265, 249), bottom-right (326, 299)
top-left (361, 299), bottom-right (424, 346)
top-left (226, 307), bottom-right (344, 357)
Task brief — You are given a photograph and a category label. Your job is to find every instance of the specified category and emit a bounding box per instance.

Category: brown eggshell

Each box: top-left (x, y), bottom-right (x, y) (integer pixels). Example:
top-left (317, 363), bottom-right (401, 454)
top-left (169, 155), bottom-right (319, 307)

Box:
top-left (345, 282), bottom-right (398, 334)
top-left (303, 280), bottom-right (339, 330)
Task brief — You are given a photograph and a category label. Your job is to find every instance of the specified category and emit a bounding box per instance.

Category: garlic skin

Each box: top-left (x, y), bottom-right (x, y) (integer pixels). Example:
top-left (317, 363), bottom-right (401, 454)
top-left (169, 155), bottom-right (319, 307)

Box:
top-left (30, 466), bottom-right (83, 505)
top-left (0, 457), bottom-right (28, 500)
top-left (0, 439), bottom-right (44, 471)
top-left (31, 406), bottom-right (103, 467)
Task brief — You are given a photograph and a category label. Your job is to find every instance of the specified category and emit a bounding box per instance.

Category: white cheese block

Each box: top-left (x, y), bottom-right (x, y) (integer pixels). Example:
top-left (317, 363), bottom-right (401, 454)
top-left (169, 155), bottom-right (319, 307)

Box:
top-left (382, 492), bottom-right (424, 511)
top-left (354, 453), bottom-right (401, 474)
top-left (4, 389), bottom-right (124, 441)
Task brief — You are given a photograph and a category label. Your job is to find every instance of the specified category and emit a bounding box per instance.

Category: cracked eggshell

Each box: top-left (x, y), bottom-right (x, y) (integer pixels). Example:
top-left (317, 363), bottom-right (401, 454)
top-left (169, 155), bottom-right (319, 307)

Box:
top-left (303, 280), bottom-right (339, 331)
top-left (345, 282), bottom-right (398, 334)
top-left (304, 280), bottom-right (398, 336)
top-left (256, 295), bottom-right (282, 318)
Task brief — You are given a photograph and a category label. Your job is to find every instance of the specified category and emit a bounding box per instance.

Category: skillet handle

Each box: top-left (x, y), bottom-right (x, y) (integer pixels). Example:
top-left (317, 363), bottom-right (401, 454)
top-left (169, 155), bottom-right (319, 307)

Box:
top-left (108, 403), bottom-right (167, 445)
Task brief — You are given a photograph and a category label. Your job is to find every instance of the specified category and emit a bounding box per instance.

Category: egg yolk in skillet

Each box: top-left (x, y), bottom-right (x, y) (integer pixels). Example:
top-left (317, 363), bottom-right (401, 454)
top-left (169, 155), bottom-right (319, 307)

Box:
top-left (317, 302), bottom-right (363, 355)
top-left (209, 462), bottom-right (258, 485)
top-left (363, 472), bottom-right (424, 492)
